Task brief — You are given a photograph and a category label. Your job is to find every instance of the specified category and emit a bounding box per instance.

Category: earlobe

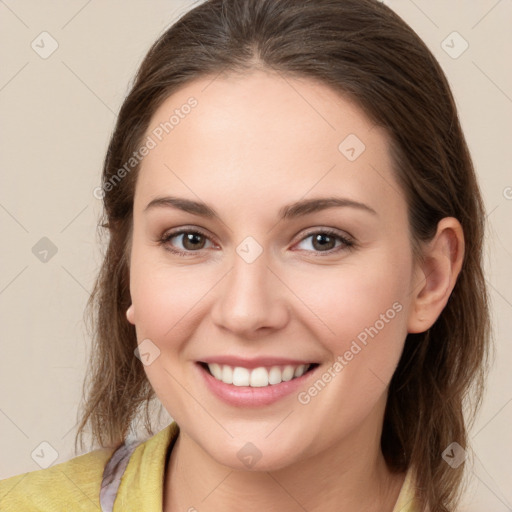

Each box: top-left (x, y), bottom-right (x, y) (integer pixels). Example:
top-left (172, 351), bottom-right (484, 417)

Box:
top-left (126, 304), bottom-right (135, 324)
top-left (407, 217), bottom-right (464, 334)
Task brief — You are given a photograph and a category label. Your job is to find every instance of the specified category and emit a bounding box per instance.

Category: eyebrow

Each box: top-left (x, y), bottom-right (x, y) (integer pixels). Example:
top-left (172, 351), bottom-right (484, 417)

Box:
top-left (144, 195), bottom-right (377, 219)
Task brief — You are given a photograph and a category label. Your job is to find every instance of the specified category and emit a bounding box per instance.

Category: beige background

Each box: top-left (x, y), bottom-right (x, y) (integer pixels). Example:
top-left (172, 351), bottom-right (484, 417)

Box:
top-left (0, 0), bottom-right (511, 509)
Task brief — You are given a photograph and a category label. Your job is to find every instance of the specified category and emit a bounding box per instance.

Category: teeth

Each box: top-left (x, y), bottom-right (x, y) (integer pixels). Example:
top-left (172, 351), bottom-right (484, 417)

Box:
top-left (232, 367), bottom-right (250, 386)
top-left (281, 365), bottom-right (295, 381)
top-left (221, 365), bottom-right (233, 384)
top-left (250, 367), bottom-right (268, 387)
top-left (268, 366), bottom-right (282, 385)
top-left (206, 363), bottom-right (311, 387)
top-left (294, 365), bottom-right (306, 377)
top-left (209, 363), bottom-right (222, 380)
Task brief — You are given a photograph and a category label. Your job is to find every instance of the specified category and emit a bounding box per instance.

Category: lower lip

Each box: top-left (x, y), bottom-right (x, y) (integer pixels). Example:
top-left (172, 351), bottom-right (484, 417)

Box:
top-left (197, 363), bottom-right (318, 407)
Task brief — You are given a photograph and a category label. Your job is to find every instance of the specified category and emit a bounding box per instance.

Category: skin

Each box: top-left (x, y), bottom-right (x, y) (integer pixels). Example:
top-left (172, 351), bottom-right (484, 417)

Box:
top-left (125, 69), bottom-right (464, 511)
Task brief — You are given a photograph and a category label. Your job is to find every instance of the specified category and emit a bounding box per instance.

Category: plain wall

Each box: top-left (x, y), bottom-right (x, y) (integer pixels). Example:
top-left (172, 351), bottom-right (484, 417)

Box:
top-left (0, 1), bottom-right (511, 509)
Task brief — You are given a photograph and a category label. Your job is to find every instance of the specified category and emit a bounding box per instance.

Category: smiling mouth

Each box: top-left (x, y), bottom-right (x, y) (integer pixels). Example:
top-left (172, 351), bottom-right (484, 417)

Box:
top-left (198, 362), bottom-right (319, 388)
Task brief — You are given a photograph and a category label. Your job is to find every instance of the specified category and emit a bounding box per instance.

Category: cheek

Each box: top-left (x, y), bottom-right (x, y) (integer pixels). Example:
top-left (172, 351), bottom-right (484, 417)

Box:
top-left (291, 251), bottom-right (411, 348)
top-left (289, 250), bottom-right (411, 413)
top-left (289, 273), bottom-right (409, 436)
top-left (129, 227), bottom-right (212, 337)
top-left (131, 266), bottom-right (205, 344)
top-left (128, 253), bottom-right (207, 414)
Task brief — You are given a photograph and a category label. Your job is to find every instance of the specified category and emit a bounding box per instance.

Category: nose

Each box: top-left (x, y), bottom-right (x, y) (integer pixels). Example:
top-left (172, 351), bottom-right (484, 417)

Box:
top-left (210, 248), bottom-right (290, 339)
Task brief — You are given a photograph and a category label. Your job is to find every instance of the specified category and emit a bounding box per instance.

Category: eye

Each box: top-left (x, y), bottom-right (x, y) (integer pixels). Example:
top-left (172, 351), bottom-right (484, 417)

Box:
top-left (158, 227), bottom-right (355, 257)
top-left (159, 228), bottom-right (216, 256)
top-left (294, 229), bottom-right (355, 255)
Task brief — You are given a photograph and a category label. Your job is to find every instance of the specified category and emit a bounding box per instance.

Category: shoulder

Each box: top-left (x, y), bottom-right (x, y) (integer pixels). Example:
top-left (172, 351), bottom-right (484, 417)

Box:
top-left (0, 445), bottom-right (116, 511)
top-left (0, 422), bottom-right (180, 512)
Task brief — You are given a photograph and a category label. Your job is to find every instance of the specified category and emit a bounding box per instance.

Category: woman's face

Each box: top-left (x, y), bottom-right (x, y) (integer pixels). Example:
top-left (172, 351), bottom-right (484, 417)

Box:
top-left (127, 70), bottom-right (421, 470)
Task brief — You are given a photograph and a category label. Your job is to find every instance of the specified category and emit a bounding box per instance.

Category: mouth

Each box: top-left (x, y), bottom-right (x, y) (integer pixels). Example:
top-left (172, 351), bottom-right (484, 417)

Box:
top-left (198, 361), bottom-right (320, 388)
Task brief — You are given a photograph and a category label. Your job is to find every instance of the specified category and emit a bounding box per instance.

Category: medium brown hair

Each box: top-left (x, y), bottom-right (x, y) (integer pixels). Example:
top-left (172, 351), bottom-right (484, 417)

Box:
top-left (76, 1), bottom-right (491, 510)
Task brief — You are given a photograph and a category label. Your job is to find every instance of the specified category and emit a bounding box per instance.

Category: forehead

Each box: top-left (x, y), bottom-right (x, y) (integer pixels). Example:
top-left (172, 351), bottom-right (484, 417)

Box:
top-left (134, 70), bottom-right (405, 221)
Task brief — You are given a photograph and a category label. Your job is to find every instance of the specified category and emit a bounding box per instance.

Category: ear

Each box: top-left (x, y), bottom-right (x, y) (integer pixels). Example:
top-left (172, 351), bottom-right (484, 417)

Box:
top-left (407, 217), bottom-right (464, 334)
top-left (126, 304), bottom-right (136, 325)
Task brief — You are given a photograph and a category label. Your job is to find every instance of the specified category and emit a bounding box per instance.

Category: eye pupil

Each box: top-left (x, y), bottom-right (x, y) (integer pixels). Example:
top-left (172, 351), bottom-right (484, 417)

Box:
top-left (183, 232), bottom-right (205, 250)
top-left (313, 233), bottom-right (335, 251)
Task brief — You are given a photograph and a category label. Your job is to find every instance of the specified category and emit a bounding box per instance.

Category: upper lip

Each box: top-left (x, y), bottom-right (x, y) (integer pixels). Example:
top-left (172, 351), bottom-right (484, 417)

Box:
top-left (198, 356), bottom-right (317, 369)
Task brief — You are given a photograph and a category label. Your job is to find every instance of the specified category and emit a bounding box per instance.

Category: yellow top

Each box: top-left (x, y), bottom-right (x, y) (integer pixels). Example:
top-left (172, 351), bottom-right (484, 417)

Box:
top-left (0, 421), bottom-right (418, 511)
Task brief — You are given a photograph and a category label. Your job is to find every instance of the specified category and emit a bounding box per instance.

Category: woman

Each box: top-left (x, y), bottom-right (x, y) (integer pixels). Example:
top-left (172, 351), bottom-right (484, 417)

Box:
top-left (0, 0), bottom-right (491, 510)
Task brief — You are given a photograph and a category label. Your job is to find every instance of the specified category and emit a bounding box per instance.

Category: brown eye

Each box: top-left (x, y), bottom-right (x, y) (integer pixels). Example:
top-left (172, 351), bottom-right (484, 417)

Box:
top-left (160, 229), bottom-right (214, 255)
top-left (180, 232), bottom-right (206, 250)
top-left (311, 233), bottom-right (337, 251)
top-left (295, 229), bottom-right (354, 254)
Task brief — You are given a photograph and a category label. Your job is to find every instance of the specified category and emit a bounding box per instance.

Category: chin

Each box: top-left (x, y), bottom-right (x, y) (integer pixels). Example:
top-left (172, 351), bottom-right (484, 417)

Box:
top-left (199, 434), bottom-right (303, 473)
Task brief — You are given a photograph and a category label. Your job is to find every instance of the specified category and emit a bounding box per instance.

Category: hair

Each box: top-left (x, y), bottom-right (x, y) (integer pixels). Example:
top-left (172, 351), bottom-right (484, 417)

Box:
top-left (75, 0), bottom-right (492, 510)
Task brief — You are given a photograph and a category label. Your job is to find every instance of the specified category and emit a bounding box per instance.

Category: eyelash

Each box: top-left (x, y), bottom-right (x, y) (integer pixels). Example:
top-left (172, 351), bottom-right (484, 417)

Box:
top-left (158, 227), bottom-right (355, 257)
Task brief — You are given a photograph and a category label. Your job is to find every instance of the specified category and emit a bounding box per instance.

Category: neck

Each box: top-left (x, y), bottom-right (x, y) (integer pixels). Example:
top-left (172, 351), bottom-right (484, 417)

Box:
top-left (164, 404), bottom-right (405, 511)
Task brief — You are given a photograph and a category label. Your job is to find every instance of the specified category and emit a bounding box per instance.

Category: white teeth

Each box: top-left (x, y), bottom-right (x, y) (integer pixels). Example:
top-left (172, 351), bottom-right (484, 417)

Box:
top-left (232, 367), bottom-right (250, 386)
top-left (206, 363), bottom-right (312, 387)
top-left (281, 365), bottom-right (295, 381)
top-left (250, 367), bottom-right (269, 387)
top-left (268, 366), bottom-right (282, 385)
top-left (221, 365), bottom-right (233, 384)
top-left (294, 364), bottom-right (306, 377)
top-left (209, 363), bottom-right (222, 380)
